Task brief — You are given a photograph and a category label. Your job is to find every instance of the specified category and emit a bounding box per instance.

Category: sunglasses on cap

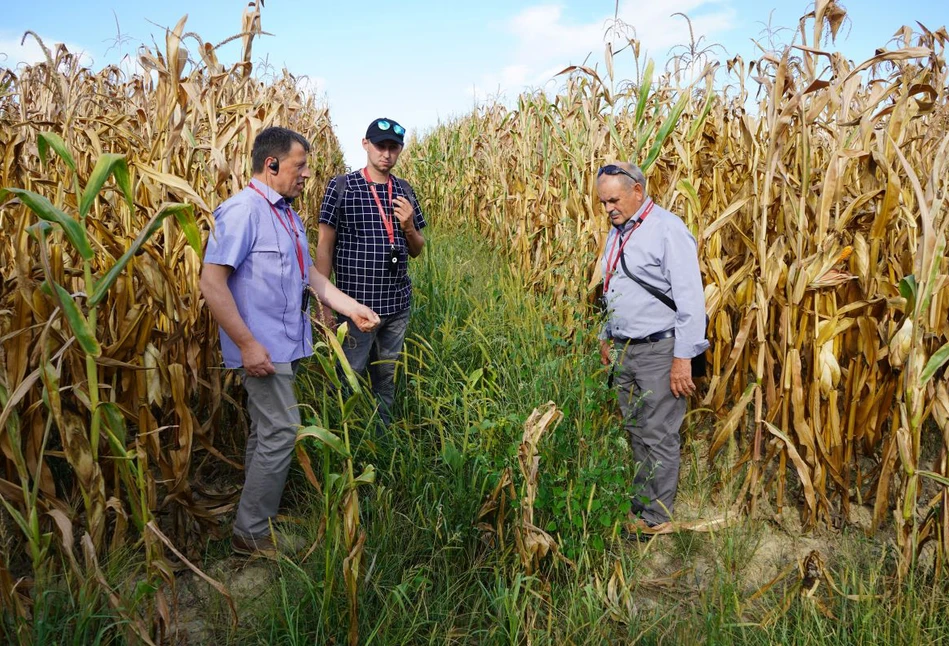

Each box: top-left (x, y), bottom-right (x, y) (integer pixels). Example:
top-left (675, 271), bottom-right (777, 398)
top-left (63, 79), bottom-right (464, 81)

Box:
top-left (377, 120), bottom-right (405, 136)
top-left (597, 164), bottom-right (638, 182)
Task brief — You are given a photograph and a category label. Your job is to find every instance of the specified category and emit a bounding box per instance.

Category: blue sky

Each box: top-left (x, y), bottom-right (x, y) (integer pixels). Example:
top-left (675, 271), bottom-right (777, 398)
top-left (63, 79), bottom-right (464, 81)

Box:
top-left (2, 1), bottom-right (945, 167)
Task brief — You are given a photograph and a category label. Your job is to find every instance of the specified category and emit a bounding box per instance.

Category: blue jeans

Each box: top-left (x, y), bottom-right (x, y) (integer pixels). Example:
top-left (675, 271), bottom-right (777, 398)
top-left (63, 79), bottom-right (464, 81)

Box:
top-left (338, 308), bottom-right (410, 426)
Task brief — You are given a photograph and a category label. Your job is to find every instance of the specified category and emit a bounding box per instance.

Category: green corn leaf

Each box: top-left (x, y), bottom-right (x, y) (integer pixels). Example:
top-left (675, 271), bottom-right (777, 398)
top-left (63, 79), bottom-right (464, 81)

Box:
top-left (341, 396), bottom-right (360, 420)
top-left (0, 188), bottom-right (94, 260)
top-left (353, 465), bottom-right (376, 486)
top-left (88, 202), bottom-right (194, 307)
top-left (170, 203), bottom-right (202, 254)
top-left (100, 402), bottom-right (129, 456)
top-left (312, 350), bottom-right (342, 389)
top-left (38, 132), bottom-right (77, 172)
top-left (40, 280), bottom-right (101, 357)
top-left (687, 90), bottom-right (716, 141)
top-left (920, 341), bottom-right (949, 385)
top-left (0, 497), bottom-right (30, 538)
top-left (79, 153), bottom-right (129, 218)
top-left (899, 274), bottom-right (917, 315)
top-left (325, 322), bottom-right (361, 393)
top-left (111, 156), bottom-right (135, 215)
top-left (633, 59), bottom-right (654, 129)
top-left (26, 220), bottom-right (53, 243)
top-left (297, 425), bottom-right (349, 458)
top-left (642, 90), bottom-right (691, 172)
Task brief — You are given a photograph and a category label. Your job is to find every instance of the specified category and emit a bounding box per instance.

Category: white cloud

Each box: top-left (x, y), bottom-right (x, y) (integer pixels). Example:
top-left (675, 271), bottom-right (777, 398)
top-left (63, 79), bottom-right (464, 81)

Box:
top-left (471, 1), bottom-right (735, 102)
top-left (0, 32), bottom-right (94, 69)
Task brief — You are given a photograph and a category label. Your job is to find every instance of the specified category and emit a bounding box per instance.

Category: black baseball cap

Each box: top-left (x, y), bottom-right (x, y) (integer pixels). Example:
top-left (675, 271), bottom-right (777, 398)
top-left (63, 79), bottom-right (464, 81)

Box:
top-left (366, 118), bottom-right (405, 145)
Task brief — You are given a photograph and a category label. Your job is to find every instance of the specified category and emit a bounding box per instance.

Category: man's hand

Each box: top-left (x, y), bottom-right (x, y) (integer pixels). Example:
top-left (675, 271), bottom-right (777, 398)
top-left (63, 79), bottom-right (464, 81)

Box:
top-left (600, 340), bottom-right (612, 366)
top-left (348, 303), bottom-right (381, 333)
top-left (670, 357), bottom-right (695, 398)
top-left (393, 195), bottom-right (415, 231)
top-left (241, 339), bottom-right (275, 378)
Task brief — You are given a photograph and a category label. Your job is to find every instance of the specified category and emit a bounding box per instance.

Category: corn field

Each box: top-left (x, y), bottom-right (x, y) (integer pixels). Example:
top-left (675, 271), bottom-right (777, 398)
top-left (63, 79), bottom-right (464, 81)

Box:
top-left (2, 0), bottom-right (949, 642)
top-left (402, 3), bottom-right (949, 576)
top-left (1, 6), bottom-right (344, 641)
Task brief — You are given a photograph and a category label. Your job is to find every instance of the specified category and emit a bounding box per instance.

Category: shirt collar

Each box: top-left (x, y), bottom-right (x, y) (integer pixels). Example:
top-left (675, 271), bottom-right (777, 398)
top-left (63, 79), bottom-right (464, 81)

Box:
top-left (249, 178), bottom-right (292, 208)
top-left (613, 197), bottom-right (652, 233)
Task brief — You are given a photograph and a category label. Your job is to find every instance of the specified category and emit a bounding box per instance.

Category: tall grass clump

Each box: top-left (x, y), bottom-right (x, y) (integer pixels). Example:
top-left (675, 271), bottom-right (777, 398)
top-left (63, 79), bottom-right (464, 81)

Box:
top-left (402, 1), bottom-right (949, 576)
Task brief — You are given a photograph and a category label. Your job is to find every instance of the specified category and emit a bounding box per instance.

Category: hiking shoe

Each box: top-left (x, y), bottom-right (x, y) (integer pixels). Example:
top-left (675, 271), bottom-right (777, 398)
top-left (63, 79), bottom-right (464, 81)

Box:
top-left (232, 534), bottom-right (277, 559)
top-left (231, 532), bottom-right (306, 559)
top-left (623, 514), bottom-right (672, 541)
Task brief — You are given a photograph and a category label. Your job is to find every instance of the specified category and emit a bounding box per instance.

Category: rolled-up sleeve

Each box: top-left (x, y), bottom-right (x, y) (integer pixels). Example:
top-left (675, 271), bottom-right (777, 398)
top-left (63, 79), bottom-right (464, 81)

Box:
top-left (663, 224), bottom-right (710, 359)
top-left (204, 201), bottom-right (255, 270)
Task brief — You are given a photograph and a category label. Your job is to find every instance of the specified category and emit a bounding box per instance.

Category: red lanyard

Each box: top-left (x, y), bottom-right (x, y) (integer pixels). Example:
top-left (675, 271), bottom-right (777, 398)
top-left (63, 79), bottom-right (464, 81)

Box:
top-left (604, 199), bottom-right (654, 293)
top-left (362, 167), bottom-right (396, 246)
top-left (248, 183), bottom-right (306, 279)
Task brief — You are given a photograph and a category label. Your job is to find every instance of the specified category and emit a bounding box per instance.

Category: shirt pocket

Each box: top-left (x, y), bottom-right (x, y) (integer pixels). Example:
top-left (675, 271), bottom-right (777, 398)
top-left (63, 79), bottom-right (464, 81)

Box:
top-left (247, 248), bottom-right (290, 312)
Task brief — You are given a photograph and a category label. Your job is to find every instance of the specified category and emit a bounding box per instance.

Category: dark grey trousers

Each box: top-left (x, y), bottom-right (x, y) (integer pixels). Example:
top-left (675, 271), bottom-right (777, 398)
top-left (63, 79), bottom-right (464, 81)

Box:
top-left (613, 337), bottom-right (685, 525)
top-left (338, 308), bottom-right (410, 426)
top-left (233, 361), bottom-right (300, 539)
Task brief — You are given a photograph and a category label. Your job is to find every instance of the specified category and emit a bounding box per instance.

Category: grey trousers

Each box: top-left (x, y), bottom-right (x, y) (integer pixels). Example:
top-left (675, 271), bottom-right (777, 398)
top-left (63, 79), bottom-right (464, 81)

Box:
top-left (233, 361), bottom-right (300, 539)
top-left (613, 337), bottom-right (686, 525)
top-left (338, 308), bottom-right (410, 426)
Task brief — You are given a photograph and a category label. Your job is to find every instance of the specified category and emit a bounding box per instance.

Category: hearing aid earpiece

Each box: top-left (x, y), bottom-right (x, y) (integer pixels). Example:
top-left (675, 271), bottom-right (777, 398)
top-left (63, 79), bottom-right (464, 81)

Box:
top-left (268, 159), bottom-right (279, 173)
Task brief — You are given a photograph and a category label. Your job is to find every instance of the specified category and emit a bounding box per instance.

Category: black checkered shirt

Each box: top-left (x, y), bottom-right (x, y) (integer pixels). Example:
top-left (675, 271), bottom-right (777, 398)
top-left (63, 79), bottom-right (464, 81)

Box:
top-left (318, 171), bottom-right (427, 316)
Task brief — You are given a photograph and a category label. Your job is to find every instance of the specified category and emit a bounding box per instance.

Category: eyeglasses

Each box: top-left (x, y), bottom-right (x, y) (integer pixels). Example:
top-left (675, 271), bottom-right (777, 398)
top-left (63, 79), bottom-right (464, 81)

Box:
top-left (377, 120), bottom-right (405, 136)
top-left (597, 164), bottom-right (638, 182)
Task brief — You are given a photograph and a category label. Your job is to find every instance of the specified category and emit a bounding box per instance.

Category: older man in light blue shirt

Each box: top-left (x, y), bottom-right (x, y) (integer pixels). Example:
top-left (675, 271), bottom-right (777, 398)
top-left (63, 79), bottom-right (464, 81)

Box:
top-left (596, 162), bottom-right (709, 532)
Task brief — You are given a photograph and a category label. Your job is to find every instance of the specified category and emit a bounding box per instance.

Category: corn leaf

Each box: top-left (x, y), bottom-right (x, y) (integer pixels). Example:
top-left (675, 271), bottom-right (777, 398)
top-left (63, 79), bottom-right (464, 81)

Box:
top-left (40, 280), bottom-right (101, 356)
top-left (0, 188), bottom-right (94, 260)
top-left (297, 425), bottom-right (350, 458)
top-left (920, 342), bottom-right (949, 385)
top-left (642, 90), bottom-right (690, 172)
top-left (88, 202), bottom-right (195, 307)
top-left (38, 132), bottom-right (76, 172)
top-left (79, 153), bottom-right (130, 218)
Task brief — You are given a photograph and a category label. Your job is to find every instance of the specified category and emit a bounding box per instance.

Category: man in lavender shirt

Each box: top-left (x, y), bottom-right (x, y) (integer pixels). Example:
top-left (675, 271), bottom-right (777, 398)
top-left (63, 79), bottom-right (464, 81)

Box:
top-left (596, 162), bottom-right (709, 535)
top-left (200, 127), bottom-right (379, 558)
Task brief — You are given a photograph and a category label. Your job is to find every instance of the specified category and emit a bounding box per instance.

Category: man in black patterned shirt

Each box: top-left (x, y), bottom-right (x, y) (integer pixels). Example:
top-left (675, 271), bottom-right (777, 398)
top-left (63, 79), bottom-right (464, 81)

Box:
top-left (316, 117), bottom-right (426, 426)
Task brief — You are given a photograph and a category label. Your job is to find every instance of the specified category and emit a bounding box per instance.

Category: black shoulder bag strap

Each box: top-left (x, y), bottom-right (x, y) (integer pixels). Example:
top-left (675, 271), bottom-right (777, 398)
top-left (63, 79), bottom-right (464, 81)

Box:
top-left (394, 177), bottom-right (418, 206)
top-left (332, 173), bottom-right (348, 214)
top-left (618, 250), bottom-right (709, 378)
top-left (619, 251), bottom-right (676, 311)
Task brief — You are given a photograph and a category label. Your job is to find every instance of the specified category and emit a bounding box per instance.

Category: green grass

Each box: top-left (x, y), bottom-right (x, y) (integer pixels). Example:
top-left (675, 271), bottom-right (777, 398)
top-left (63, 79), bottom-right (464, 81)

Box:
top-left (193, 224), bottom-right (949, 645)
top-left (10, 223), bottom-right (949, 645)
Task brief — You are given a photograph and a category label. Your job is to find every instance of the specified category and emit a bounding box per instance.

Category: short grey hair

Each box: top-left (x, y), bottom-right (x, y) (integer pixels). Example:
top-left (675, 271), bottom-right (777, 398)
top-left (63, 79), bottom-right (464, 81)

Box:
top-left (624, 163), bottom-right (646, 188)
top-left (597, 161), bottom-right (646, 190)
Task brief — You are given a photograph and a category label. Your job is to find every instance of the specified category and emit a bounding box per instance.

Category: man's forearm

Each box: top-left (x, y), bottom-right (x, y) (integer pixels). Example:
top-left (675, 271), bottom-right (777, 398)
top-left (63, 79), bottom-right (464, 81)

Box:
top-left (308, 266), bottom-right (360, 319)
top-left (315, 223), bottom-right (336, 279)
top-left (405, 227), bottom-right (425, 257)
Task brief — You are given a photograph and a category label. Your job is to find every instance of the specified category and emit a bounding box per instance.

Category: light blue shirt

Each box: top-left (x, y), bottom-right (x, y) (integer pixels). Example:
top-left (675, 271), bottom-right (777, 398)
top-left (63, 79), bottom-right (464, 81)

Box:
top-left (204, 179), bottom-right (313, 368)
top-left (600, 198), bottom-right (709, 359)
